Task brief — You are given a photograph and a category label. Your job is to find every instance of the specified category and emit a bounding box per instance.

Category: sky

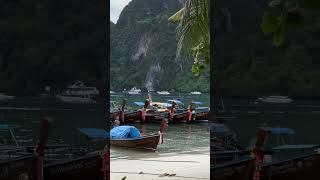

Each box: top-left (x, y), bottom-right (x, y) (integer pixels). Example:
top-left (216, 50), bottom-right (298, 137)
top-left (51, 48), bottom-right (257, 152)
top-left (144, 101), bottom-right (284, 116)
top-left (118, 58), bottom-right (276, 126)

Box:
top-left (110, 0), bottom-right (132, 23)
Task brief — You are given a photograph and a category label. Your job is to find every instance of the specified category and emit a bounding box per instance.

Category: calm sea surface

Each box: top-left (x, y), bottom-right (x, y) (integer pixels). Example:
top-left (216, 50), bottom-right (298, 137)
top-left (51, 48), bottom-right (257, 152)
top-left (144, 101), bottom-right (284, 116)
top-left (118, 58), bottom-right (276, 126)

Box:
top-left (217, 98), bottom-right (320, 148)
top-left (0, 97), bottom-right (105, 147)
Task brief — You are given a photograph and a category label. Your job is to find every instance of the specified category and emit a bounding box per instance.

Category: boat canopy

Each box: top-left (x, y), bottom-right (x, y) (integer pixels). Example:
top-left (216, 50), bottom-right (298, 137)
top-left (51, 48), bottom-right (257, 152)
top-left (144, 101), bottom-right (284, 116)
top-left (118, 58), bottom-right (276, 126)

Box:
top-left (78, 128), bottom-right (109, 139)
top-left (195, 107), bottom-right (209, 110)
top-left (0, 124), bottom-right (10, 130)
top-left (258, 127), bottom-right (295, 135)
top-left (110, 126), bottom-right (141, 139)
top-left (134, 102), bottom-right (145, 107)
top-left (167, 100), bottom-right (184, 105)
top-left (273, 144), bottom-right (319, 150)
top-left (151, 102), bottom-right (172, 108)
top-left (192, 101), bottom-right (203, 105)
top-left (210, 123), bottom-right (230, 133)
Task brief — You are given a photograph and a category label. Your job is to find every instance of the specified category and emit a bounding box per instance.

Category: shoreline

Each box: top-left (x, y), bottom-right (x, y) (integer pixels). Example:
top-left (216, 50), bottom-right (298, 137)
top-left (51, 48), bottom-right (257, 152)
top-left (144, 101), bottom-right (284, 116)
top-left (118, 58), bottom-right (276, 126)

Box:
top-left (110, 149), bottom-right (210, 180)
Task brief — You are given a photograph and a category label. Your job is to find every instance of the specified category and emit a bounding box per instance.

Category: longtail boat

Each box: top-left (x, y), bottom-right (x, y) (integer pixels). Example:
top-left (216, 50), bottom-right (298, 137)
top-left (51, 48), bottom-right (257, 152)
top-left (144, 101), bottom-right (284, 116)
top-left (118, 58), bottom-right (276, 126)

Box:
top-left (110, 111), bottom-right (119, 121)
top-left (43, 152), bottom-right (103, 180)
top-left (0, 152), bottom-right (38, 180)
top-left (124, 110), bottom-right (142, 122)
top-left (192, 111), bottom-right (209, 121)
top-left (1, 120), bottom-right (105, 180)
top-left (212, 126), bottom-right (320, 179)
top-left (171, 112), bottom-right (189, 123)
top-left (110, 120), bottom-right (166, 150)
top-left (110, 134), bottom-right (160, 150)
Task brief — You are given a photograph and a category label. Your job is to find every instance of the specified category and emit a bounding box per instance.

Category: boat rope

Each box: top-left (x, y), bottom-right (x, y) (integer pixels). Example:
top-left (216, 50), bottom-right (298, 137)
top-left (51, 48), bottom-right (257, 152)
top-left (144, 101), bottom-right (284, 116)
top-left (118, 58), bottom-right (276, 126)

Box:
top-left (119, 110), bottom-right (124, 124)
top-left (141, 108), bottom-right (146, 123)
top-left (253, 151), bottom-right (262, 180)
top-left (187, 109), bottom-right (192, 122)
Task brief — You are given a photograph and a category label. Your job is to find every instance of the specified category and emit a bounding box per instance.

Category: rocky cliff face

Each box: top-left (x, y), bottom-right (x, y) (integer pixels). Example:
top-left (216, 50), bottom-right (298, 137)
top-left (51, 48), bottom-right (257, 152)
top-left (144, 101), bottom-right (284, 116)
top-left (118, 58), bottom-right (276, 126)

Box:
top-left (110, 0), bottom-right (209, 93)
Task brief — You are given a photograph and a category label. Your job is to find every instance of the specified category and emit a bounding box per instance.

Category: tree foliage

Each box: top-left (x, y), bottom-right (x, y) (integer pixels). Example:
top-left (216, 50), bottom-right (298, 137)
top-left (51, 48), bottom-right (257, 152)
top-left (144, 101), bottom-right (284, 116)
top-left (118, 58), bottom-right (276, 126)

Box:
top-left (169, 0), bottom-right (211, 76)
top-left (215, 0), bottom-right (320, 98)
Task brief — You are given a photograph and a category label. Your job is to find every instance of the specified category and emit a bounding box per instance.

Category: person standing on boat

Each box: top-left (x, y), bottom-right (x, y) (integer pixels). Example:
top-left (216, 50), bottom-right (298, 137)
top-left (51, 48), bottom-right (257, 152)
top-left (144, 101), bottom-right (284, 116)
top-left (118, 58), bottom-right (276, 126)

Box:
top-left (119, 99), bottom-right (126, 124)
top-left (141, 99), bottom-right (149, 123)
top-left (169, 101), bottom-right (176, 123)
top-left (187, 101), bottom-right (193, 123)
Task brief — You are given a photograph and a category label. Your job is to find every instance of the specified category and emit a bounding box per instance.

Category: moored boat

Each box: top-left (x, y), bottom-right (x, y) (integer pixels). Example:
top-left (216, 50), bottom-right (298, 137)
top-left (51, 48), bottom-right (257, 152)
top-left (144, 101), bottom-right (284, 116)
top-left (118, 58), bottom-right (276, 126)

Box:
top-left (56, 81), bottom-right (99, 104)
top-left (127, 87), bottom-right (141, 95)
top-left (110, 121), bottom-right (166, 150)
top-left (43, 152), bottom-right (103, 180)
top-left (212, 126), bottom-right (320, 180)
top-left (110, 134), bottom-right (160, 150)
top-left (192, 111), bottom-right (209, 121)
top-left (0, 93), bottom-right (14, 101)
top-left (156, 91), bottom-right (170, 95)
top-left (190, 91), bottom-right (202, 95)
top-left (1, 119), bottom-right (105, 180)
top-left (0, 153), bottom-right (38, 180)
top-left (257, 96), bottom-right (293, 104)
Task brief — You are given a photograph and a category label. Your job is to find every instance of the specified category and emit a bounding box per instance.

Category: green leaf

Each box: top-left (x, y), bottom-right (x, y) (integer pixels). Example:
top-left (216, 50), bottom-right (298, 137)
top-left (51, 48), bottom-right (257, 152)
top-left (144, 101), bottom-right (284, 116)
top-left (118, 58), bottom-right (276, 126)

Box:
top-left (273, 27), bottom-right (285, 46)
top-left (261, 13), bottom-right (279, 34)
top-left (168, 8), bottom-right (185, 22)
top-left (121, 176), bottom-right (127, 180)
top-left (191, 65), bottom-right (200, 76)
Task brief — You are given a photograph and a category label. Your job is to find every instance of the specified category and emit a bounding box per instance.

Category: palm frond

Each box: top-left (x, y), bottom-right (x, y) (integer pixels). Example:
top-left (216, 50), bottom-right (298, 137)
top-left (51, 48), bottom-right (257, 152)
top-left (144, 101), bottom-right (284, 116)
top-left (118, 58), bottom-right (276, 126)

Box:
top-left (168, 8), bottom-right (185, 22)
top-left (171, 0), bottom-right (210, 65)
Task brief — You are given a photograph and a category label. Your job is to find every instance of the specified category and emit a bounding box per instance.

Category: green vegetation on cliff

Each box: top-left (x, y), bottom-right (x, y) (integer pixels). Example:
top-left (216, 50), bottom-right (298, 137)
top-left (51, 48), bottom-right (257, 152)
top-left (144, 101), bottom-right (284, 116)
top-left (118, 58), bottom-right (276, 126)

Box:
top-left (215, 0), bottom-right (320, 98)
top-left (110, 0), bottom-right (209, 93)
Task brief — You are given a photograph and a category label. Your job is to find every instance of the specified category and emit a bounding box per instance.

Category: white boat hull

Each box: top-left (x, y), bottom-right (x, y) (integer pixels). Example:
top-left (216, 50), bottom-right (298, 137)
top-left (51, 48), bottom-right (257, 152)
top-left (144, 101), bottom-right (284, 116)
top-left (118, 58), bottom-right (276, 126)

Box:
top-left (258, 97), bottom-right (293, 104)
top-left (190, 92), bottom-right (202, 95)
top-left (157, 91), bottom-right (170, 95)
top-left (0, 94), bottom-right (14, 101)
top-left (128, 92), bottom-right (140, 95)
top-left (56, 95), bottom-right (96, 104)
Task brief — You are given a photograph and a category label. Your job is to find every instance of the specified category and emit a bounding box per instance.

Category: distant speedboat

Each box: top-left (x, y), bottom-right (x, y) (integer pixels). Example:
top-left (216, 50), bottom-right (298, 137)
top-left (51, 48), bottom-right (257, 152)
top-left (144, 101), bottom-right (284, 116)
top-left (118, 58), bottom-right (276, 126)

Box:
top-left (56, 81), bottom-right (99, 104)
top-left (127, 87), bottom-right (141, 95)
top-left (0, 93), bottom-right (14, 101)
top-left (258, 96), bottom-right (293, 104)
top-left (190, 91), bottom-right (202, 95)
top-left (157, 91), bottom-right (170, 95)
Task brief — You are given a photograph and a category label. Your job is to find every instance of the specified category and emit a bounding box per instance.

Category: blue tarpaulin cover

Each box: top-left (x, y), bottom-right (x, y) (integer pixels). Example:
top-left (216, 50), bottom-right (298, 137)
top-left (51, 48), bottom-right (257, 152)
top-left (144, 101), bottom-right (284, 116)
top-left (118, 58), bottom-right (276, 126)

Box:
top-left (110, 126), bottom-right (141, 139)
top-left (78, 128), bottom-right (109, 139)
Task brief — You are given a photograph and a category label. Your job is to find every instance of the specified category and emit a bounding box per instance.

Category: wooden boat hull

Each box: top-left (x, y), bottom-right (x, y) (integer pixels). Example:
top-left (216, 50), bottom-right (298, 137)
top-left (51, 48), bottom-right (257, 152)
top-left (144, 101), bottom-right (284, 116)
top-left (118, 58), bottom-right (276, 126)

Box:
top-left (212, 153), bottom-right (320, 180)
top-left (110, 134), bottom-right (160, 150)
top-left (192, 111), bottom-right (209, 121)
top-left (171, 112), bottom-right (188, 123)
top-left (124, 111), bottom-right (141, 122)
top-left (212, 157), bottom-right (254, 180)
top-left (0, 155), bottom-right (38, 180)
top-left (44, 153), bottom-right (103, 180)
top-left (262, 153), bottom-right (320, 180)
top-left (110, 111), bottom-right (119, 121)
